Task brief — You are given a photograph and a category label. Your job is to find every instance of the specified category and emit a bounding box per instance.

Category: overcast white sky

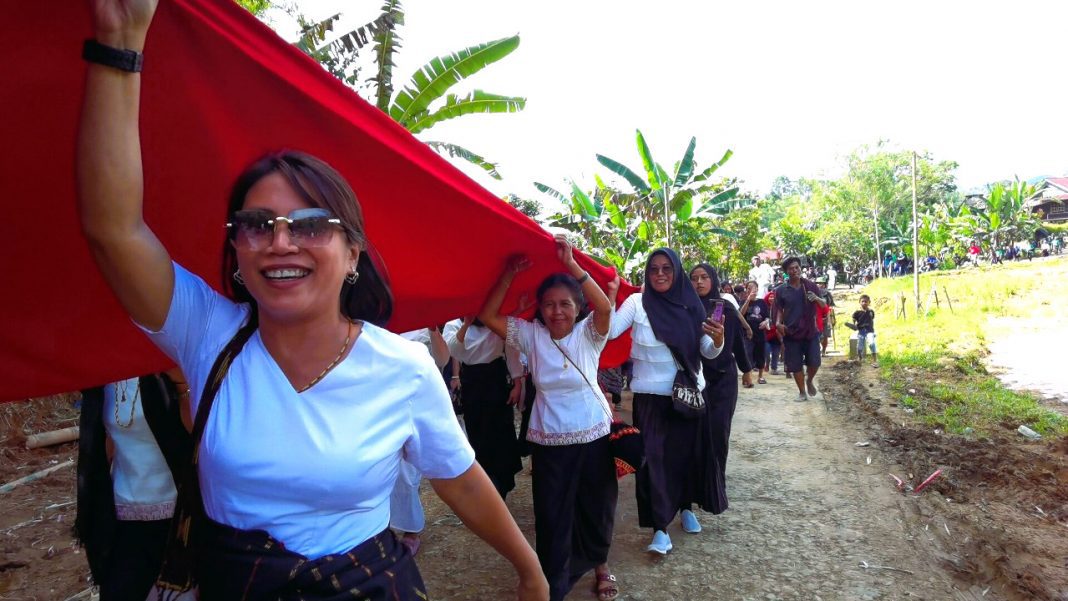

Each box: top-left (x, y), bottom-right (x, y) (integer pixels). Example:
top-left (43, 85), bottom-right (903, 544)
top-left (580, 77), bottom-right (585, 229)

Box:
top-left (265, 0), bottom-right (1068, 202)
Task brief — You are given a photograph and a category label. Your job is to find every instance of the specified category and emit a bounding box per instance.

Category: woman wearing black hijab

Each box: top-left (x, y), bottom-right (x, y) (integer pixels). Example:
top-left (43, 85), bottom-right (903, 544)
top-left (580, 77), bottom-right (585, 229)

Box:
top-left (686, 263), bottom-right (753, 519)
top-left (608, 249), bottom-right (724, 555)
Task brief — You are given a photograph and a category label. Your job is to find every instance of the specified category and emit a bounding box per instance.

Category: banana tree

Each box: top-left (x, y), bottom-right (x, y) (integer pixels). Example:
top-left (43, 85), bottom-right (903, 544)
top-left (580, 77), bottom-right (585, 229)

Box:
top-left (295, 2), bottom-right (524, 179)
top-left (536, 177), bottom-right (652, 279)
top-left (596, 130), bottom-right (740, 247)
top-left (964, 178), bottom-right (1039, 258)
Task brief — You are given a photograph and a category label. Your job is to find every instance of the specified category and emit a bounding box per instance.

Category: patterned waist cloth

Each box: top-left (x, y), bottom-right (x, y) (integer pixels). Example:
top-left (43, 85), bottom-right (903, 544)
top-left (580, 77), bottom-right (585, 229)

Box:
top-left (194, 519), bottom-right (428, 601)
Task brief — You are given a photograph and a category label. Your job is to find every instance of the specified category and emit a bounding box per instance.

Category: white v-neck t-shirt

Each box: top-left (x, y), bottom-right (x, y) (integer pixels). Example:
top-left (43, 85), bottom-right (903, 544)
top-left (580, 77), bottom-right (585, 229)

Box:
top-left (140, 264), bottom-right (474, 558)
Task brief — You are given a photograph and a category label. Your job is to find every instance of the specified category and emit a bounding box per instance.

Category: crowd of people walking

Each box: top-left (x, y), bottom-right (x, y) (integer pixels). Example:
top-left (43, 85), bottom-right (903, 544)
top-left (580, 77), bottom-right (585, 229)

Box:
top-left (70, 2), bottom-right (859, 600)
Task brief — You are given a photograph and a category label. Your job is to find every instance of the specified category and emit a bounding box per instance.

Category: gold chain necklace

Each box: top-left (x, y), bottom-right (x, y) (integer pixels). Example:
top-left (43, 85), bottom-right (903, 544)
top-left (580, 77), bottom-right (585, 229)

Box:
top-left (114, 379), bottom-right (139, 428)
top-left (297, 320), bottom-right (353, 393)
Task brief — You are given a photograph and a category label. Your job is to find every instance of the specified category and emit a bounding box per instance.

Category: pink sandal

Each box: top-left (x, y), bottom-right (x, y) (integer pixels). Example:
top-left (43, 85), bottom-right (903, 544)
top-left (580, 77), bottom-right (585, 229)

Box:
top-left (594, 572), bottom-right (619, 601)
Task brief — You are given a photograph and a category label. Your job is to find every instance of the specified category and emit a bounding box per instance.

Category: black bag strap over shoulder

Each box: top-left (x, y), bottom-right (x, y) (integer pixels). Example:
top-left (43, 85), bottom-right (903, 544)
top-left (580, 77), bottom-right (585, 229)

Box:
top-left (156, 318), bottom-right (258, 597)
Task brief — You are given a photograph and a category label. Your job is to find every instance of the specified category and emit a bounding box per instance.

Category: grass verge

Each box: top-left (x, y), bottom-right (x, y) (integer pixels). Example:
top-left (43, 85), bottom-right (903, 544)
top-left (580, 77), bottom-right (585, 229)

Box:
top-left (834, 257), bottom-right (1068, 437)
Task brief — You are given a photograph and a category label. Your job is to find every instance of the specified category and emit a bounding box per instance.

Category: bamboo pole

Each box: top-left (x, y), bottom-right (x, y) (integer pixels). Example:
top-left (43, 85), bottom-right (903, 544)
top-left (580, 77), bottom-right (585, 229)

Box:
top-left (26, 426), bottom-right (80, 449)
top-left (943, 286), bottom-right (954, 314)
top-left (0, 459), bottom-right (75, 494)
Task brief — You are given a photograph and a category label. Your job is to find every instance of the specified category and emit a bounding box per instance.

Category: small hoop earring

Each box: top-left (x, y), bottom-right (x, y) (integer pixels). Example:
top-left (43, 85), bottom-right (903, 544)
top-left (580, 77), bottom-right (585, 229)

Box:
top-left (346, 267), bottom-right (359, 285)
top-left (233, 270), bottom-right (245, 285)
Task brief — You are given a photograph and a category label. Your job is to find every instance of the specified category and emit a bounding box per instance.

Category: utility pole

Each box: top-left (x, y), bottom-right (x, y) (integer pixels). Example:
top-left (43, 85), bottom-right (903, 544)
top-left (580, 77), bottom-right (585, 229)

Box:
top-left (912, 151), bottom-right (920, 315)
top-left (873, 199), bottom-right (882, 278)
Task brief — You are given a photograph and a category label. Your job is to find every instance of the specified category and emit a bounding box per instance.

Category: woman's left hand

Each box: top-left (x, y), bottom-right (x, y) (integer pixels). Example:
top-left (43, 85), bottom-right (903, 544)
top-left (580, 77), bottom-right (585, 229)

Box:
top-left (554, 234), bottom-right (576, 267)
top-left (702, 319), bottom-right (725, 347)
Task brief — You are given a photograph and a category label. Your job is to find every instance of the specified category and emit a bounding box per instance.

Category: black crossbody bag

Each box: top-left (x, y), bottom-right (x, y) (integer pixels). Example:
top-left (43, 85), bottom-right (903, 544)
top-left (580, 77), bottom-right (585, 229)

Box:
top-left (667, 346), bottom-right (704, 419)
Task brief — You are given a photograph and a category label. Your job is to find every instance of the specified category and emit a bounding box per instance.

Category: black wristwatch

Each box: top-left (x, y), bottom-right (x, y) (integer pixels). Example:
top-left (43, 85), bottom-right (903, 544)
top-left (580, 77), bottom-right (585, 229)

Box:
top-left (82, 39), bottom-right (144, 73)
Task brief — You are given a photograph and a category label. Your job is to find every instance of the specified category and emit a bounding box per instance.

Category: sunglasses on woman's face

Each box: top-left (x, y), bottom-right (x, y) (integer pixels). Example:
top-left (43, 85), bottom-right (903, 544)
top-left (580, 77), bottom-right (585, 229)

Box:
top-left (647, 265), bottom-right (673, 276)
top-left (227, 208), bottom-right (343, 250)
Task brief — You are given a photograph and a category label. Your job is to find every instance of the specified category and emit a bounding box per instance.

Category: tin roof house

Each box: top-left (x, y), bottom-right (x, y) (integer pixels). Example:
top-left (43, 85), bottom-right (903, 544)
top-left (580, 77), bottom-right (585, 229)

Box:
top-left (1026, 177), bottom-right (1068, 223)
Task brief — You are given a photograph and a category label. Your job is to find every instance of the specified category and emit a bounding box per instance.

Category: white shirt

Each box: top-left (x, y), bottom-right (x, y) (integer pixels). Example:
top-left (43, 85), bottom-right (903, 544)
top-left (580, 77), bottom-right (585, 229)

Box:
top-left (141, 264), bottom-right (474, 558)
top-left (104, 377), bottom-right (177, 520)
top-left (506, 316), bottom-right (611, 446)
top-left (443, 319), bottom-right (523, 378)
top-left (608, 294), bottom-right (722, 396)
top-left (723, 295), bottom-right (740, 309)
top-left (749, 263), bottom-right (775, 296)
top-left (400, 328), bottom-right (431, 349)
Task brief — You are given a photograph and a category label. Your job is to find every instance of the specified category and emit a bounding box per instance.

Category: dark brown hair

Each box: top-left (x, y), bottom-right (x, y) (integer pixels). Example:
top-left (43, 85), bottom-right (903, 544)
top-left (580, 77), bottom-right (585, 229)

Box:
top-left (221, 151), bottom-right (393, 326)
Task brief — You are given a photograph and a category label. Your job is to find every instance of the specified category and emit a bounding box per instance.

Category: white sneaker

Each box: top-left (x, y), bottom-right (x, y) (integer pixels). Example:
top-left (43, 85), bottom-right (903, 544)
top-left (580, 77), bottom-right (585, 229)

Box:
top-left (795, 393), bottom-right (808, 402)
top-left (646, 530), bottom-right (673, 555)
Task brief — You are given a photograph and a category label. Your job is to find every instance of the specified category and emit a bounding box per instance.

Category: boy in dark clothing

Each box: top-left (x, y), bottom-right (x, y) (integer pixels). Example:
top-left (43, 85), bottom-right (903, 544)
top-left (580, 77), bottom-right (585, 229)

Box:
top-left (850, 295), bottom-right (878, 366)
top-left (774, 257), bottom-right (827, 401)
top-left (742, 281), bottom-right (771, 384)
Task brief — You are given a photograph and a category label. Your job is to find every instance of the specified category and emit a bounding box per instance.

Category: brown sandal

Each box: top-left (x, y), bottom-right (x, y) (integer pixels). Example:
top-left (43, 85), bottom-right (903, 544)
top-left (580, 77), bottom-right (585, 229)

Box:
top-left (594, 573), bottom-right (619, 601)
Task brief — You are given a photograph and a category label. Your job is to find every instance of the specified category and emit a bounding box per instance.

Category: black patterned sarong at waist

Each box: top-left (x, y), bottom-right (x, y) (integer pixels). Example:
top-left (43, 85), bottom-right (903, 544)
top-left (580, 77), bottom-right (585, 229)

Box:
top-left (196, 518), bottom-right (428, 601)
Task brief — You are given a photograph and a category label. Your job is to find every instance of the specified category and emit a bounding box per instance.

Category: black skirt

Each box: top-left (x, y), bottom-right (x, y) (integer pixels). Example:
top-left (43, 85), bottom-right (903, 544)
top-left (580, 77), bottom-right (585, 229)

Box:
top-left (196, 520), bottom-right (427, 601)
top-left (632, 393), bottom-right (702, 531)
top-left (460, 358), bottom-right (522, 497)
top-left (686, 371), bottom-right (736, 514)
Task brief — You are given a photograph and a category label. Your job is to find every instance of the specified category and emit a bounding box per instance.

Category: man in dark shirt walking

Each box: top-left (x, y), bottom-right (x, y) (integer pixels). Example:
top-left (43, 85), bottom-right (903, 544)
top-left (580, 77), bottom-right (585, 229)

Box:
top-left (774, 257), bottom-right (828, 401)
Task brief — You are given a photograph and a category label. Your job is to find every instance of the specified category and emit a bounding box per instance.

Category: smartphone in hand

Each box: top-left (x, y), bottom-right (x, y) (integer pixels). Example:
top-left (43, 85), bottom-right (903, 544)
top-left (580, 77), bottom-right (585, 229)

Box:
top-left (710, 299), bottom-right (725, 324)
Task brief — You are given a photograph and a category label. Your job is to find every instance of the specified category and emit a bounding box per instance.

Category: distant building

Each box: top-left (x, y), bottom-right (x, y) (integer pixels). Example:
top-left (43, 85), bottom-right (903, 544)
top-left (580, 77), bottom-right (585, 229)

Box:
top-left (1026, 177), bottom-right (1068, 223)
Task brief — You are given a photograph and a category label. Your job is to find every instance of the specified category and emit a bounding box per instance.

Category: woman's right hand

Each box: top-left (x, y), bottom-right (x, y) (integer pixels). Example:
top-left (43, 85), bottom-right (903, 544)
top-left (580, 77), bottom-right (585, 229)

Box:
top-left (89, 0), bottom-right (160, 46)
top-left (505, 255), bottom-right (533, 276)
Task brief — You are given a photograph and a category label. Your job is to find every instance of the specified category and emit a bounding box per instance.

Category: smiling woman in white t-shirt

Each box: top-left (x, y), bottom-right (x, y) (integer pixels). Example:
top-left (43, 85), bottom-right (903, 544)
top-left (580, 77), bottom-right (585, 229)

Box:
top-left (480, 235), bottom-right (621, 601)
top-left (75, 2), bottom-right (546, 598)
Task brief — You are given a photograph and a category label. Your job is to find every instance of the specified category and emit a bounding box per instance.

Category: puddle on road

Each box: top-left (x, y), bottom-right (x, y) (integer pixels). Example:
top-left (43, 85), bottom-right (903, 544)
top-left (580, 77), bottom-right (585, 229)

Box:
top-left (986, 317), bottom-right (1068, 404)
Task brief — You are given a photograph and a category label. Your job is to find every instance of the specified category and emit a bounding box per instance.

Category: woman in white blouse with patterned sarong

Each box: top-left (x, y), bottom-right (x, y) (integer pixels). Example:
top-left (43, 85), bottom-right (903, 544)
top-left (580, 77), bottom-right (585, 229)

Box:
top-left (480, 235), bottom-right (621, 601)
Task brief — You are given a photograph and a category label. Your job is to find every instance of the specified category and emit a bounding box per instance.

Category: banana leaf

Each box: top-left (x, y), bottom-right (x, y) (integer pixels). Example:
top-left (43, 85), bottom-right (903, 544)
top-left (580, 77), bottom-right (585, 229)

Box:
top-left (534, 182), bottom-right (569, 204)
top-left (693, 148), bottom-right (734, 183)
top-left (390, 35), bottom-right (520, 126)
top-left (694, 187), bottom-right (739, 215)
top-left (405, 90), bottom-right (525, 134)
top-left (603, 196), bottom-right (626, 230)
top-left (570, 181), bottom-right (598, 220)
top-left (371, 0), bottom-right (404, 111)
top-left (673, 137), bottom-right (697, 187)
top-left (595, 154), bottom-right (650, 194)
top-left (635, 130), bottom-right (663, 191)
top-left (425, 141), bottom-right (501, 179)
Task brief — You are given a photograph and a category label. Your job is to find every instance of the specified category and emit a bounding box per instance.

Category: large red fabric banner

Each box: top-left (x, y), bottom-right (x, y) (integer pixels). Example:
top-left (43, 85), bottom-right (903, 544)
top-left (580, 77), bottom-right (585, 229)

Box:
top-left (0, 0), bottom-right (633, 402)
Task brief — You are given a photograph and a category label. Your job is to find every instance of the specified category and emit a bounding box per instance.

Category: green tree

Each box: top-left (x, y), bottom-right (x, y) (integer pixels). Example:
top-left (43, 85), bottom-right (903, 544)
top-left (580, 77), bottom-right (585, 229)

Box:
top-left (295, 3), bottom-right (524, 179)
top-left (962, 178), bottom-right (1039, 258)
top-left (537, 177), bottom-right (652, 280)
top-left (504, 194), bottom-right (542, 220)
top-left (676, 205), bottom-right (766, 280)
top-left (595, 130), bottom-right (741, 247)
top-left (234, 0), bottom-right (271, 16)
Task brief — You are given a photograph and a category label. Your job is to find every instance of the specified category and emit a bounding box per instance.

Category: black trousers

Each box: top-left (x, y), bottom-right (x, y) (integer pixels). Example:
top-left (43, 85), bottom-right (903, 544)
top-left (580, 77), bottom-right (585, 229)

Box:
top-left (633, 393), bottom-right (701, 531)
top-left (99, 518), bottom-right (171, 601)
top-left (531, 436), bottom-right (617, 601)
top-left (460, 358), bottom-right (521, 498)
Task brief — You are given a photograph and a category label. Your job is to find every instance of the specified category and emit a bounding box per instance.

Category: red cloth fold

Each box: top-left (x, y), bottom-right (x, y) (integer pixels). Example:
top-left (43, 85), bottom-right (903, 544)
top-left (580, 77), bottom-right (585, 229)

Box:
top-left (0, 0), bottom-right (633, 402)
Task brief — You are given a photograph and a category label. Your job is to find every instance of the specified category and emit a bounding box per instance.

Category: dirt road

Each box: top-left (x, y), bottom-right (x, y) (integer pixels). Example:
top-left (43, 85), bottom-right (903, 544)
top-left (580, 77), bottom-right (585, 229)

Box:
top-left (416, 358), bottom-right (989, 601)
top-left (4, 358), bottom-right (1062, 600)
